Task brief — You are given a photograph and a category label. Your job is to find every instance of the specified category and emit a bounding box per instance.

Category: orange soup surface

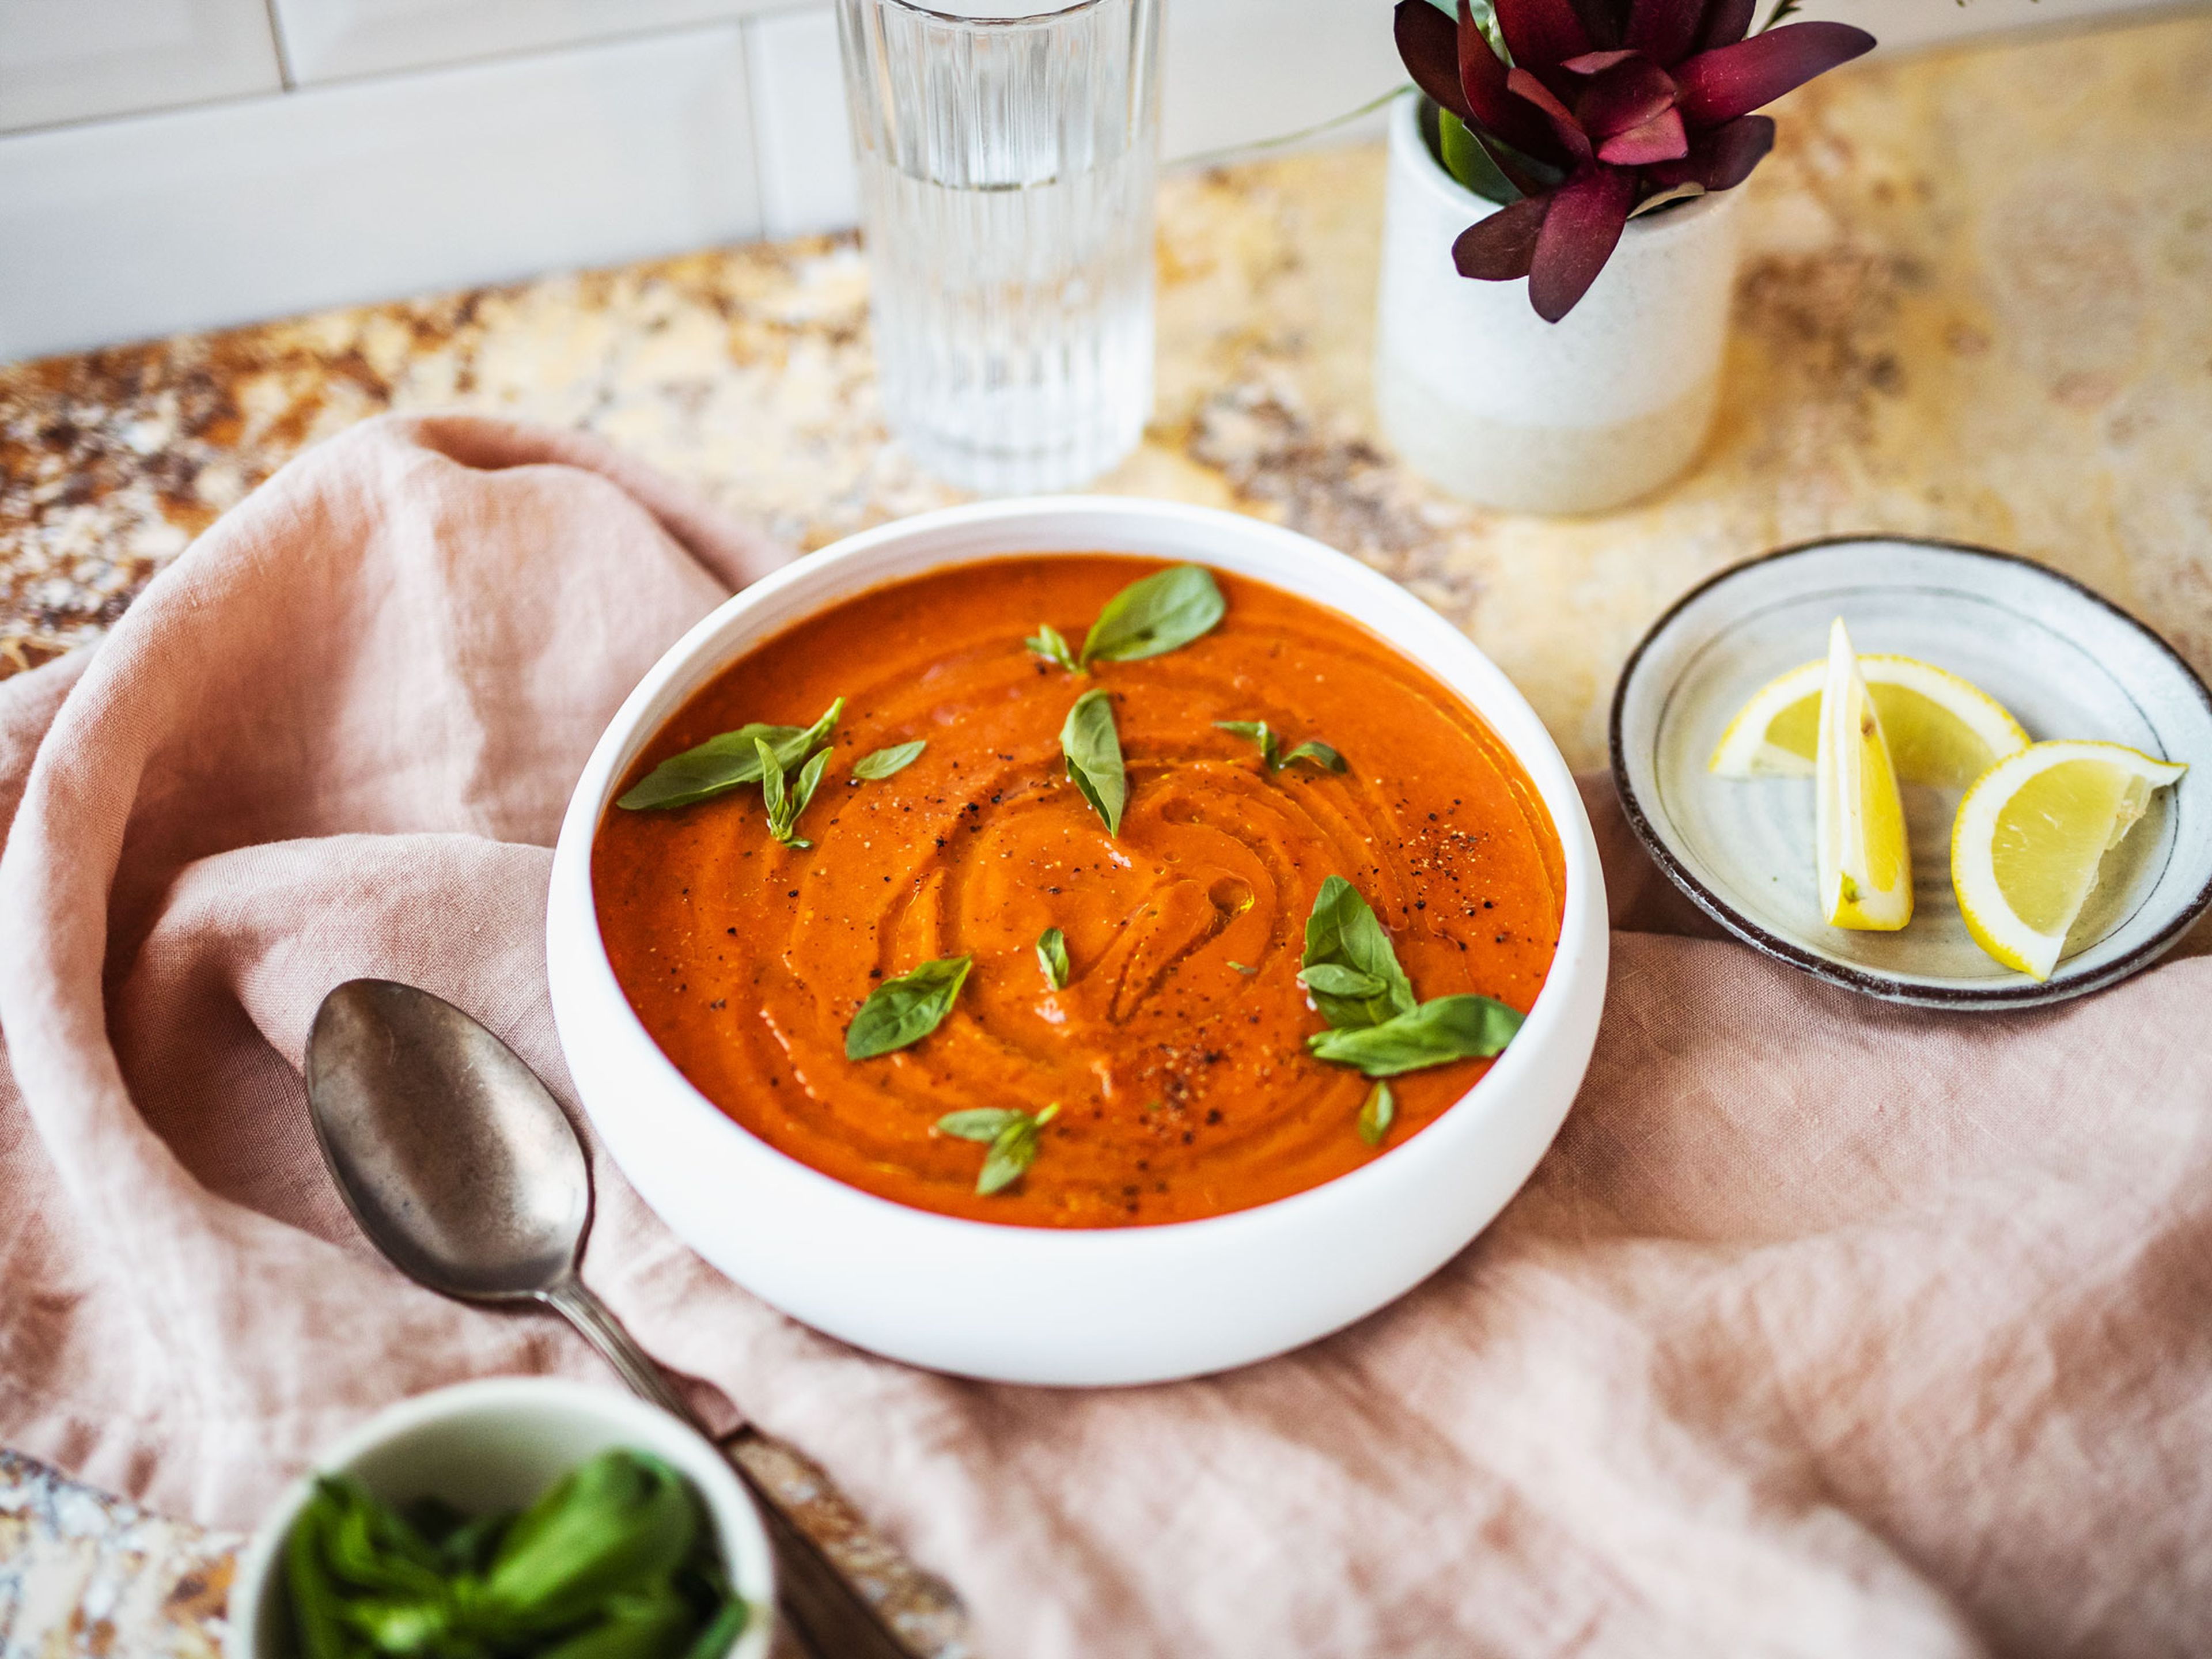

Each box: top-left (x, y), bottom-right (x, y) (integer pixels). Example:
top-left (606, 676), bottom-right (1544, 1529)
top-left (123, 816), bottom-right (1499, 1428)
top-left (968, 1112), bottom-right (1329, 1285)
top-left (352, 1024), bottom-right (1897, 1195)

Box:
top-left (592, 557), bottom-right (1564, 1228)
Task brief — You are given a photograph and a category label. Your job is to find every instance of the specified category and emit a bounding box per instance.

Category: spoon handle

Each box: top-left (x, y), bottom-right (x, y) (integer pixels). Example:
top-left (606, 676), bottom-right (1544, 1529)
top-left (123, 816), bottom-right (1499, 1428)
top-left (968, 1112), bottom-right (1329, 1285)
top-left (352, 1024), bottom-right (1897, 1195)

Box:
top-left (542, 1277), bottom-right (922, 1659)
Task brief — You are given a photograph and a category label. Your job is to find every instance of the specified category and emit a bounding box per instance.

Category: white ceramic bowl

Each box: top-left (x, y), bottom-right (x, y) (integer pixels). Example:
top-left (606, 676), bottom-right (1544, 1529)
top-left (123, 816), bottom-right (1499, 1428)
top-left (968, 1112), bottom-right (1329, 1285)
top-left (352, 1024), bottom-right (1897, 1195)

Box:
top-left (226, 1378), bottom-right (775, 1659)
top-left (547, 497), bottom-right (1609, 1385)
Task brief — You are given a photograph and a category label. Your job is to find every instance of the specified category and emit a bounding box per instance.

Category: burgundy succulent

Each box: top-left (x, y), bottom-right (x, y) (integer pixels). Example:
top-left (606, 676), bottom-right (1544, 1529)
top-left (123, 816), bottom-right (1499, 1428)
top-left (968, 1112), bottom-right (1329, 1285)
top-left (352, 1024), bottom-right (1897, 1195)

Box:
top-left (1395, 0), bottom-right (1873, 320)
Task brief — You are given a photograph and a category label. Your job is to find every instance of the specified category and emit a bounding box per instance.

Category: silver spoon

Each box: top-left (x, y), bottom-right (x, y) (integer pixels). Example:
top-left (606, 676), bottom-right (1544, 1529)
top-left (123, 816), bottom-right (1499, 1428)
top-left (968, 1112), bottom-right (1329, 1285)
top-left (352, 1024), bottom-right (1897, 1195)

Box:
top-left (304, 976), bottom-right (919, 1659)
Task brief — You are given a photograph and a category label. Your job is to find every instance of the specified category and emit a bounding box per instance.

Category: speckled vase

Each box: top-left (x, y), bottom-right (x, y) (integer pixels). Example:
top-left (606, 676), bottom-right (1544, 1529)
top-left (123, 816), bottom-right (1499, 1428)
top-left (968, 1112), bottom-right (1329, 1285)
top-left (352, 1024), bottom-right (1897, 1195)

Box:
top-left (1374, 94), bottom-right (1743, 516)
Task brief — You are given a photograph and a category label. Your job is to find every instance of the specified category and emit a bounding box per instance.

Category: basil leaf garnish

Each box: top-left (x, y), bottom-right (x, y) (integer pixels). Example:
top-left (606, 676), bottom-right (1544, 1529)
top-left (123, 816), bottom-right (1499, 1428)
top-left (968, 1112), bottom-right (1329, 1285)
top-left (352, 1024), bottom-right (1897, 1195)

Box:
top-left (1025, 624), bottom-right (1082, 674)
top-left (1357, 1080), bottom-right (1396, 1148)
top-left (845, 955), bottom-right (972, 1059)
top-left (1080, 565), bottom-right (1225, 665)
top-left (1279, 740), bottom-right (1345, 772)
top-left (1308, 994), bottom-right (1524, 1077)
top-left (1218, 721), bottom-right (1344, 774)
top-left (1301, 876), bottom-right (1417, 1031)
top-left (1060, 687), bottom-right (1127, 834)
top-left (616, 698), bottom-right (843, 810)
top-left (937, 1108), bottom-right (1025, 1142)
top-left (1036, 927), bottom-right (1071, 989)
top-left (1228, 960), bottom-right (1259, 976)
top-left (756, 739), bottom-right (828, 849)
top-left (852, 740), bottom-right (925, 780)
top-left (937, 1103), bottom-right (1059, 1195)
top-left (1298, 963), bottom-right (1387, 999)
top-left (1217, 719), bottom-right (1280, 769)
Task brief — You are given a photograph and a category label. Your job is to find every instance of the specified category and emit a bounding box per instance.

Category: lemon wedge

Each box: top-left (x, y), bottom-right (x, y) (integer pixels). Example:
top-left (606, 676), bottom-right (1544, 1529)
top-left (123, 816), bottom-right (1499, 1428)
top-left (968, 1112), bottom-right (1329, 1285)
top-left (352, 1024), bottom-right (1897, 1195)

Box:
top-left (1711, 654), bottom-right (2028, 785)
top-left (1951, 740), bottom-right (2187, 979)
top-left (1815, 619), bottom-right (1914, 930)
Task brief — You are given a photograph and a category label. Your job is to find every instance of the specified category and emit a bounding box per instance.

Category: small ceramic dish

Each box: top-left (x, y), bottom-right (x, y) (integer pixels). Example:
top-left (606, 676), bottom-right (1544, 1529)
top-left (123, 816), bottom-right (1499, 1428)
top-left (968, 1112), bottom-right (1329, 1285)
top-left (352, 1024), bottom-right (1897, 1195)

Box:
top-left (546, 497), bottom-right (1610, 1386)
top-left (225, 1377), bottom-right (775, 1659)
top-left (1611, 535), bottom-right (2212, 1009)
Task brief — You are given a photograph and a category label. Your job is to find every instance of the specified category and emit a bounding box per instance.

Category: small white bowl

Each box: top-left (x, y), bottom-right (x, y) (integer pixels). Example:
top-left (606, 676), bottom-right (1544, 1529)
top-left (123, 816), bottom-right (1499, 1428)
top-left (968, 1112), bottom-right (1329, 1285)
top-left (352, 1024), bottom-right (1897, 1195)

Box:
top-left (226, 1378), bottom-right (775, 1659)
top-left (546, 497), bottom-right (1609, 1385)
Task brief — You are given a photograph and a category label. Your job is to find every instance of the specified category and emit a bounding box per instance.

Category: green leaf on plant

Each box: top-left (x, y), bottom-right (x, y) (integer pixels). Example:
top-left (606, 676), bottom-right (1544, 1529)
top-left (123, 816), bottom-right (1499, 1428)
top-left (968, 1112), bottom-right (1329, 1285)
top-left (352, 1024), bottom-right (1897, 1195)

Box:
top-left (616, 698), bottom-right (843, 811)
top-left (1438, 107), bottom-right (1519, 203)
top-left (1026, 623), bottom-right (1083, 674)
top-left (1080, 565), bottom-right (1226, 665)
top-left (1308, 993), bottom-right (1524, 1077)
top-left (1060, 688), bottom-right (1127, 834)
top-left (1036, 927), bottom-right (1071, 990)
top-left (845, 955), bottom-right (972, 1059)
top-left (1301, 876), bottom-right (1418, 1031)
top-left (1357, 1080), bottom-right (1396, 1148)
top-left (851, 740), bottom-right (926, 779)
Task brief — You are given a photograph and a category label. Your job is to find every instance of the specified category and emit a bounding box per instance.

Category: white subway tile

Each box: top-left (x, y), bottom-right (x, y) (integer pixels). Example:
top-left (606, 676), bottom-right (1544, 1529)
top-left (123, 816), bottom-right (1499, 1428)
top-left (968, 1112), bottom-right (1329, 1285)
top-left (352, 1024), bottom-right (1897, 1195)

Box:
top-left (0, 25), bottom-right (761, 362)
top-left (745, 7), bottom-right (855, 238)
top-left (270, 0), bottom-right (781, 85)
top-left (1161, 0), bottom-right (1406, 164)
top-left (1798, 0), bottom-right (2179, 53)
top-left (0, 0), bottom-right (282, 133)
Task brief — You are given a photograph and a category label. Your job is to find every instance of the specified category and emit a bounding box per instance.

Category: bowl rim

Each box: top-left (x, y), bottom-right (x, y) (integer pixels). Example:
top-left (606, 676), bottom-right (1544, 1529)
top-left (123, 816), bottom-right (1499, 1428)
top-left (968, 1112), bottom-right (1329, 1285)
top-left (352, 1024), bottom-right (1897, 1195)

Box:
top-left (548, 493), bottom-right (1606, 1257)
top-left (1607, 532), bottom-right (2212, 1010)
top-left (223, 1376), bottom-right (775, 1659)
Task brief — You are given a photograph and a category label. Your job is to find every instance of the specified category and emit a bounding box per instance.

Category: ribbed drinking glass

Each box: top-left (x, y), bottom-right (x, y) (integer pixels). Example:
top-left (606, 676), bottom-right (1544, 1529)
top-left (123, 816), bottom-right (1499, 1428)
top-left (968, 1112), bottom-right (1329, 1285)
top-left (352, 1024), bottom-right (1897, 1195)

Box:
top-left (835, 0), bottom-right (1161, 493)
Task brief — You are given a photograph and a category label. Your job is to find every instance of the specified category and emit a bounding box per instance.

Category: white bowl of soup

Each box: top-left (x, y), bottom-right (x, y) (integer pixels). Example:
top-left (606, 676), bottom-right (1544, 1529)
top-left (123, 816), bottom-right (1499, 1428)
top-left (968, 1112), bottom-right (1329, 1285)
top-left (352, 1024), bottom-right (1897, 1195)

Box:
top-left (547, 498), bottom-right (1608, 1384)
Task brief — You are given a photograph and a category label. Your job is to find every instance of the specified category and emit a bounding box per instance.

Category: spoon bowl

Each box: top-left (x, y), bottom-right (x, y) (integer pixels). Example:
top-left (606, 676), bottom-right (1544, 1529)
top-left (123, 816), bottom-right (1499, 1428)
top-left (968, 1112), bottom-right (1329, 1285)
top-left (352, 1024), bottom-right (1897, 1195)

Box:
top-left (305, 978), bottom-right (588, 1301)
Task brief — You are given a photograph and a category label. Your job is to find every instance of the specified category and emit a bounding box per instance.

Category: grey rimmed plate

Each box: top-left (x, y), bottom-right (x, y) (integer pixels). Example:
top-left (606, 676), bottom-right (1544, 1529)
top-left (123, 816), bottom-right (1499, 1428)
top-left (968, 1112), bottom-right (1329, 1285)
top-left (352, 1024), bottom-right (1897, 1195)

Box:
top-left (1610, 536), bottom-right (2212, 1009)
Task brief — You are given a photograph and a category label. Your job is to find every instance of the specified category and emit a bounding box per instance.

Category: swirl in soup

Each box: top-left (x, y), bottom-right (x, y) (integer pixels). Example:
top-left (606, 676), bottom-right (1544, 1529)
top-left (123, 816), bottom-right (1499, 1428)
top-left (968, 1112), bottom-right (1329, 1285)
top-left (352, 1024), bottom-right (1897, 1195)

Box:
top-left (592, 556), bottom-right (1563, 1228)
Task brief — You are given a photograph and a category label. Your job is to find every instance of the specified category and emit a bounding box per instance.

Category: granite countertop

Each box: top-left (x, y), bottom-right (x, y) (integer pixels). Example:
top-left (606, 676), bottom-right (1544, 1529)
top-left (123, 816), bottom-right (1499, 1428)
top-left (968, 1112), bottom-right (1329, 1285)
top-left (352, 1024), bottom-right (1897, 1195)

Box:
top-left (4, 12), bottom-right (2211, 1656)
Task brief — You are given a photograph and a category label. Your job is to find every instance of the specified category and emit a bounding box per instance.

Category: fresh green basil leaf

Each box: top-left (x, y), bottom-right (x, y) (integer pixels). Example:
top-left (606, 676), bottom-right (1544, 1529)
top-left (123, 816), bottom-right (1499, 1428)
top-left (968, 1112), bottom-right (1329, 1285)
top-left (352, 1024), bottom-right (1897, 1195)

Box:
top-left (1036, 927), bottom-right (1071, 989)
top-left (1301, 876), bottom-right (1417, 1030)
top-left (676, 1580), bottom-right (751, 1659)
top-left (1298, 963), bottom-right (1387, 999)
top-left (616, 698), bottom-right (844, 810)
top-left (1307, 994), bottom-right (1524, 1077)
top-left (1279, 740), bottom-right (1346, 773)
top-left (1080, 565), bottom-right (1226, 665)
top-left (1215, 719), bottom-right (1279, 769)
top-left (1025, 623), bottom-right (1082, 673)
top-left (1357, 1080), bottom-right (1396, 1148)
top-left (846, 955), bottom-right (972, 1059)
top-left (937, 1108), bottom-right (1024, 1142)
top-left (851, 740), bottom-right (925, 780)
top-left (975, 1103), bottom-right (1059, 1195)
top-left (482, 1450), bottom-right (698, 1634)
top-left (1060, 688), bottom-right (1127, 835)
top-left (533, 1581), bottom-right (697, 1659)
top-left (755, 737), bottom-right (786, 824)
top-left (756, 741), bottom-right (828, 850)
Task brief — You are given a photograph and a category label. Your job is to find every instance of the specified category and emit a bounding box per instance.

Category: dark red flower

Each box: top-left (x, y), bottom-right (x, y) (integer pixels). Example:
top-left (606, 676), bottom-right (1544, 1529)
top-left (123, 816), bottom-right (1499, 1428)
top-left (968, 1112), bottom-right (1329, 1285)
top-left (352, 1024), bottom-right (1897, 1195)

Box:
top-left (1396, 0), bottom-right (1873, 320)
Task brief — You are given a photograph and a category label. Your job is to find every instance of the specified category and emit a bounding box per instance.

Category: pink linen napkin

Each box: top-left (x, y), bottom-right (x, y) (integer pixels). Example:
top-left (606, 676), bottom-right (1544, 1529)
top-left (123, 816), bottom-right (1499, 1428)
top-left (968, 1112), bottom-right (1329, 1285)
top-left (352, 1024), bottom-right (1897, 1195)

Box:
top-left (3, 413), bottom-right (2208, 1658)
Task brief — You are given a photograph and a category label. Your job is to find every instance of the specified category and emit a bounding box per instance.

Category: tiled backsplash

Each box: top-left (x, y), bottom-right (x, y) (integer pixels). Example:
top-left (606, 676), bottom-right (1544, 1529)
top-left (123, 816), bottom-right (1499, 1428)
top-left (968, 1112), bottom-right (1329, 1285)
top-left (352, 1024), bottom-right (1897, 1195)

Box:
top-left (0, 0), bottom-right (2184, 362)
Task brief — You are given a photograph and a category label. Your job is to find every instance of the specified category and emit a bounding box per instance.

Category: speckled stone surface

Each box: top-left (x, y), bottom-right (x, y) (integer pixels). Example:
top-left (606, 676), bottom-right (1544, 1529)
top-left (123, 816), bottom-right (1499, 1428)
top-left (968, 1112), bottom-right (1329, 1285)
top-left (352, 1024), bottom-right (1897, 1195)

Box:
top-left (3, 13), bottom-right (2211, 1657)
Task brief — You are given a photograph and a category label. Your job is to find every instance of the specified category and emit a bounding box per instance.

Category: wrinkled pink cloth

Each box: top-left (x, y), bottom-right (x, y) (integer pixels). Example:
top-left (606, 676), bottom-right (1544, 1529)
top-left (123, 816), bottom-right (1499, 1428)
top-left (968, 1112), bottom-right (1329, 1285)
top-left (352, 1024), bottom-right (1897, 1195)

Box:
top-left (3, 414), bottom-right (2210, 1658)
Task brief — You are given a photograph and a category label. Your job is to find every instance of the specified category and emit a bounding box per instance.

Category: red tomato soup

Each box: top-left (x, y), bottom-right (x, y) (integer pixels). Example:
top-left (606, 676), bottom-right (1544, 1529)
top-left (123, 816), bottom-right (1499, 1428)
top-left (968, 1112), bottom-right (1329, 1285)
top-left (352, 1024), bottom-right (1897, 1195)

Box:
top-left (592, 556), bottom-right (1563, 1227)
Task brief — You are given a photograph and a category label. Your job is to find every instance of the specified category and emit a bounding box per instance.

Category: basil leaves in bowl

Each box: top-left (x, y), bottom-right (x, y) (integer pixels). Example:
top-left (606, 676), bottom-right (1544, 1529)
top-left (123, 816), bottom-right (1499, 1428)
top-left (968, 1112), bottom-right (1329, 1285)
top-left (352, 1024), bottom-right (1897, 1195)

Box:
top-left (226, 1378), bottom-right (774, 1659)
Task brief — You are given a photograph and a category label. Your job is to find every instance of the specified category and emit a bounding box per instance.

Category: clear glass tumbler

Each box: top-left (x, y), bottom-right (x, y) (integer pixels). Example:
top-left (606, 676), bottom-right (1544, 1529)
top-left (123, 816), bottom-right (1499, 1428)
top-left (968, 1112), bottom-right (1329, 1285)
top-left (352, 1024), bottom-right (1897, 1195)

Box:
top-left (835, 0), bottom-right (1161, 494)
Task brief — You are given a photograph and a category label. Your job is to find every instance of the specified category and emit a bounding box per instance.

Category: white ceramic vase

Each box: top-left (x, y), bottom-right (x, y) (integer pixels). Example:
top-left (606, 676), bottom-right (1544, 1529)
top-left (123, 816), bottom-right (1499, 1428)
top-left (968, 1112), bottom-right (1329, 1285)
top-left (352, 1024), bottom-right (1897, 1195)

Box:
top-left (1374, 93), bottom-right (1744, 515)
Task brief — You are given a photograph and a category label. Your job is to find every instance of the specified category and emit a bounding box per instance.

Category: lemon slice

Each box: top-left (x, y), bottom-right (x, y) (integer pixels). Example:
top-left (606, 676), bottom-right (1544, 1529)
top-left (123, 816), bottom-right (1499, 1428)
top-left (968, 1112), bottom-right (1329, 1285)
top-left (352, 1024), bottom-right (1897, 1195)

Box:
top-left (1816, 619), bottom-right (1913, 930)
top-left (1951, 740), bottom-right (2187, 979)
top-left (1711, 654), bottom-right (2028, 785)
